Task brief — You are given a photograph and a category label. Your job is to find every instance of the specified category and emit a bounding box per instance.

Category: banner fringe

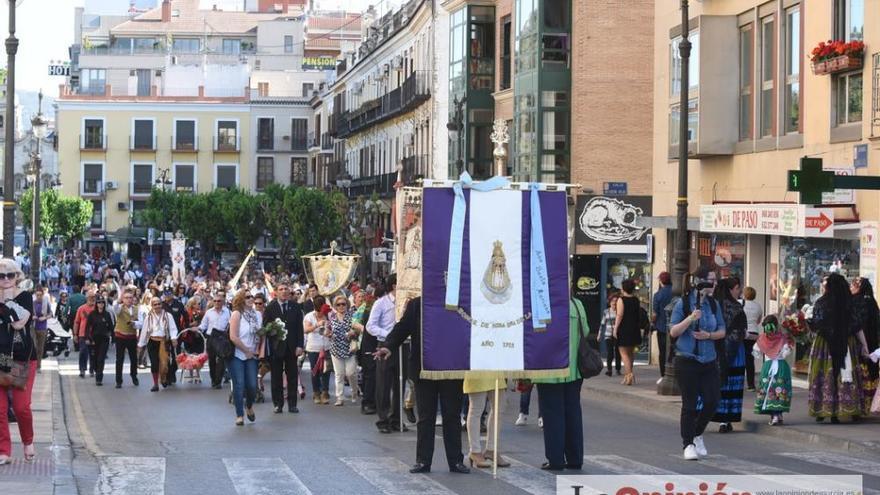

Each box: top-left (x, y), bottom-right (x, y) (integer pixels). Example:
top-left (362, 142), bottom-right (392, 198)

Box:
top-left (419, 369), bottom-right (569, 380)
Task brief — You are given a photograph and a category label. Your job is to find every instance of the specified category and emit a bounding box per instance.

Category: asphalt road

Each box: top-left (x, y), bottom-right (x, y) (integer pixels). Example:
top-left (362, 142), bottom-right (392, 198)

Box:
top-left (56, 354), bottom-right (880, 495)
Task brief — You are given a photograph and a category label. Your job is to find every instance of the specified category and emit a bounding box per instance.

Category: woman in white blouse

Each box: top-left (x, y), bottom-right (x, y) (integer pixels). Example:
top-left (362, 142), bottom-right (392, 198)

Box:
top-left (228, 290), bottom-right (263, 426)
top-left (137, 297), bottom-right (179, 392)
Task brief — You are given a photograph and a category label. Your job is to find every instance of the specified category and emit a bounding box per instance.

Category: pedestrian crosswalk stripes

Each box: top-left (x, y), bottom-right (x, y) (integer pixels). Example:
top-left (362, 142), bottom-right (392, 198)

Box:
top-left (778, 452), bottom-right (880, 478)
top-left (223, 458), bottom-right (312, 495)
top-left (94, 457), bottom-right (165, 495)
top-left (338, 456), bottom-right (457, 495)
top-left (583, 454), bottom-right (675, 475)
top-left (471, 455), bottom-right (557, 495)
top-left (81, 452), bottom-right (880, 495)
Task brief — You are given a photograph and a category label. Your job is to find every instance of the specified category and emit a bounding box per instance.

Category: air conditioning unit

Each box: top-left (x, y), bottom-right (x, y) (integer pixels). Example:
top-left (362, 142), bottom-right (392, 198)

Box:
top-left (155, 70), bottom-right (163, 77)
top-left (105, 181), bottom-right (118, 190)
top-left (117, 202), bottom-right (128, 211)
top-left (129, 70), bottom-right (136, 76)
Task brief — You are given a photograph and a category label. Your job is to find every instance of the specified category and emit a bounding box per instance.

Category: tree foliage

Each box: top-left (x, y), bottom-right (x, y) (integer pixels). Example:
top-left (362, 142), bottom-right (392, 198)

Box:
top-left (19, 188), bottom-right (59, 241)
top-left (219, 188), bottom-right (263, 254)
top-left (141, 189), bottom-right (182, 234)
top-left (53, 196), bottom-right (93, 247)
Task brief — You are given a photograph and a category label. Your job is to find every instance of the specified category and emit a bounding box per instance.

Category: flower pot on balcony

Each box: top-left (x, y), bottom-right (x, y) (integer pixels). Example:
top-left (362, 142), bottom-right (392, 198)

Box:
top-left (827, 54), bottom-right (862, 73)
top-left (811, 60), bottom-right (828, 75)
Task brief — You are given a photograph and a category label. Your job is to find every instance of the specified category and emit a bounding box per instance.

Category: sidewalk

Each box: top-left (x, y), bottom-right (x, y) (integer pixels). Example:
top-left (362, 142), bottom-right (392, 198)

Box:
top-left (582, 364), bottom-right (880, 455)
top-left (0, 359), bottom-right (75, 495)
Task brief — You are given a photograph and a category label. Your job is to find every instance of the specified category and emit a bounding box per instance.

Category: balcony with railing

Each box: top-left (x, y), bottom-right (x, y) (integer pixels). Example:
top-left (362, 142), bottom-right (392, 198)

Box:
top-left (80, 134), bottom-right (107, 151)
top-left (130, 181), bottom-right (153, 198)
top-left (213, 135), bottom-right (241, 152)
top-left (171, 136), bottom-right (198, 152)
top-left (347, 172), bottom-right (397, 198)
top-left (130, 135), bottom-right (157, 152)
top-left (308, 131), bottom-right (320, 150)
top-left (79, 180), bottom-right (105, 197)
top-left (321, 133), bottom-right (334, 152)
top-left (402, 154), bottom-right (429, 185)
top-left (59, 84), bottom-right (250, 102)
top-left (342, 72), bottom-right (431, 137)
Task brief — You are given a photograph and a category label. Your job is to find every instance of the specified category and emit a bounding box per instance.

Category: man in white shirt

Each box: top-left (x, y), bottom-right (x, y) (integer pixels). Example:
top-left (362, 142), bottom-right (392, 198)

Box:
top-left (367, 274), bottom-right (400, 433)
top-left (200, 294), bottom-right (232, 388)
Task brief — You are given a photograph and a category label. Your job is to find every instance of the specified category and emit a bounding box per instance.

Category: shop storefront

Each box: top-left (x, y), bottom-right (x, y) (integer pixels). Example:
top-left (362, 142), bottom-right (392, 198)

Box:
top-left (574, 195), bottom-right (654, 336)
top-left (696, 232), bottom-right (747, 280)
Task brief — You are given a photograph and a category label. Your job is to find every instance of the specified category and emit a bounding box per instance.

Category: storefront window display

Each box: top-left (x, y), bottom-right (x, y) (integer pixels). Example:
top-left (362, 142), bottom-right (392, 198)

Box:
top-left (778, 237), bottom-right (860, 371)
top-left (697, 233), bottom-right (746, 280)
top-left (604, 256), bottom-right (653, 305)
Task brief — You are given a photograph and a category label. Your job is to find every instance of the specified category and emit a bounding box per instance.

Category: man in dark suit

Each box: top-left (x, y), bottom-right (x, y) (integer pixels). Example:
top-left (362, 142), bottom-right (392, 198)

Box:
top-left (263, 282), bottom-right (305, 413)
top-left (375, 297), bottom-right (469, 475)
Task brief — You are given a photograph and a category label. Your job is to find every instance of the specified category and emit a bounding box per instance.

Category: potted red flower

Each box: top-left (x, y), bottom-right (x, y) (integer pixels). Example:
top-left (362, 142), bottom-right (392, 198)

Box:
top-left (810, 39), bottom-right (865, 75)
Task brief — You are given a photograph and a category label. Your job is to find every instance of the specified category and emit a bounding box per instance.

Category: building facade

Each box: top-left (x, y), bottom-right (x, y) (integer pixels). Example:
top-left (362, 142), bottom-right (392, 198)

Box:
top-left (652, 0), bottom-right (879, 367)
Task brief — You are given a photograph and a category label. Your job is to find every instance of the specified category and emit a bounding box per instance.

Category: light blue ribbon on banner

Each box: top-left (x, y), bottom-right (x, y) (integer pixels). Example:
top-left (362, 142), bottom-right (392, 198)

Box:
top-left (529, 183), bottom-right (551, 329)
top-left (444, 174), bottom-right (553, 330)
top-left (445, 172), bottom-right (510, 309)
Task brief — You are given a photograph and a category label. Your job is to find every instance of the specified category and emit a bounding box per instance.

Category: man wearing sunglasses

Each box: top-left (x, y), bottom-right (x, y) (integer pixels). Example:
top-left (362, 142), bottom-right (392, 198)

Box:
top-left (199, 293), bottom-right (232, 388)
top-left (263, 283), bottom-right (304, 414)
top-left (73, 291), bottom-right (98, 378)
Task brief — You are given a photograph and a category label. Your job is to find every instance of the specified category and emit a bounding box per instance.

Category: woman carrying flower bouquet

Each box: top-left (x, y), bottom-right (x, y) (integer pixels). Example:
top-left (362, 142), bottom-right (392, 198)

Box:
top-left (850, 277), bottom-right (879, 414)
top-left (329, 295), bottom-right (363, 406)
top-left (228, 290), bottom-right (263, 426)
top-left (754, 315), bottom-right (794, 426)
top-left (807, 273), bottom-right (867, 423)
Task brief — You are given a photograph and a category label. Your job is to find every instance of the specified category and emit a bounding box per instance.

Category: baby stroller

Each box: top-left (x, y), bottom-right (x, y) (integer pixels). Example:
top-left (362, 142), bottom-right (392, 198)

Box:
top-left (44, 318), bottom-right (71, 358)
top-left (176, 329), bottom-right (208, 384)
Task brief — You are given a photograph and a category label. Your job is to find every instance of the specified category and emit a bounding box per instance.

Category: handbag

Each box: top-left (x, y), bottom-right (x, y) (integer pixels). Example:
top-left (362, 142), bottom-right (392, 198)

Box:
top-left (0, 360), bottom-right (28, 390)
top-left (573, 299), bottom-right (603, 379)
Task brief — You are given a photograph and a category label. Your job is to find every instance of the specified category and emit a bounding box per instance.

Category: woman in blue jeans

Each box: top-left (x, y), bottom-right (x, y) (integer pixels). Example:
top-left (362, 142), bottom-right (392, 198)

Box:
top-left (227, 290), bottom-right (263, 426)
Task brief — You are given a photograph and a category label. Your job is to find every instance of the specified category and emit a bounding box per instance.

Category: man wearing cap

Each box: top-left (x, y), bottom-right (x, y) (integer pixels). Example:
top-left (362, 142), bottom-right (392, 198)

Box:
top-left (652, 271), bottom-right (674, 378)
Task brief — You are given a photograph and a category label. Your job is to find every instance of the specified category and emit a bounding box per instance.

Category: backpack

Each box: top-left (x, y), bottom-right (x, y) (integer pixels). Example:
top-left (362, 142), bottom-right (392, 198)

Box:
top-left (573, 298), bottom-right (603, 380)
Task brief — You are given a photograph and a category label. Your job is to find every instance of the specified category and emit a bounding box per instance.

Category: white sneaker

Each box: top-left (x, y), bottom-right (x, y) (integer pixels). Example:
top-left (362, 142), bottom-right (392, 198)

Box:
top-left (693, 435), bottom-right (708, 457)
top-left (538, 417), bottom-right (543, 429)
top-left (515, 413), bottom-right (528, 426)
top-left (656, 377), bottom-right (663, 385)
top-left (683, 444), bottom-right (699, 461)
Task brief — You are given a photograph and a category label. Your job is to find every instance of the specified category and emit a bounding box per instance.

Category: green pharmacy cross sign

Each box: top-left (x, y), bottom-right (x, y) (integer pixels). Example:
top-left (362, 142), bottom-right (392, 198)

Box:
top-left (788, 157), bottom-right (880, 204)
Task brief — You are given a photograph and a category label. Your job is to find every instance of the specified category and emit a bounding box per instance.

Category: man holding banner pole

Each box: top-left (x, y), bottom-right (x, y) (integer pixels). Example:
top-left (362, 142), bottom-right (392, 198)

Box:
top-left (367, 275), bottom-right (402, 434)
top-left (375, 296), bottom-right (470, 474)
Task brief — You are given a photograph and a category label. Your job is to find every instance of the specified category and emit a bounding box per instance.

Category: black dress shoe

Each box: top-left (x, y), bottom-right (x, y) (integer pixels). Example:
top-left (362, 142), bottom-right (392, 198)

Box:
top-left (273, 406), bottom-right (283, 414)
top-left (96, 381), bottom-right (103, 386)
top-left (150, 385), bottom-right (159, 392)
top-left (212, 384), bottom-right (222, 390)
top-left (361, 406), bottom-right (377, 415)
top-left (541, 462), bottom-right (565, 471)
top-left (115, 383), bottom-right (122, 389)
top-left (605, 370), bottom-right (612, 377)
top-left (288, 407), bottom-right (299, 413)
top-left (378, 425), bottom-right (392, 434)
top-left (830, 416), bottom-right (840, 424)
top-left (566, 464), bottom-right (583, 470)
top-left (449, 462), bottom-right (470, 474)
top-left (405, 407), bottom-right (416, 424)
top-left (409, 463), bottom-right (431, 473)
top-left (132, 377), bottom-right (139, 386)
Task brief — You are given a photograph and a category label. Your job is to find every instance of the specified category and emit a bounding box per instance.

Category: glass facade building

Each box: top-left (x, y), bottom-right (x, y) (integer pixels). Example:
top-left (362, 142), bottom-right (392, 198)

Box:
top-left (512, 0), bottom-right (571, 183)
top-left (448, 5), bottom-right (496, 179)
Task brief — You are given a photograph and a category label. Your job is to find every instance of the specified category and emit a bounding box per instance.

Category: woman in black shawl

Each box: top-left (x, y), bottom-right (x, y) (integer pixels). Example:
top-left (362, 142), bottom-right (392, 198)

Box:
top-left (711, 277), bottom-right (747, 432)
top-left (850, 277), bottom-right (877, 414)
top-left (807, 273), bottom-right (867, 422)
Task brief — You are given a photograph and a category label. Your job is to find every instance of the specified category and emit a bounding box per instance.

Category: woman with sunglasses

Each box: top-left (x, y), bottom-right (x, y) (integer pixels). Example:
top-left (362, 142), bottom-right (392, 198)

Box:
top-left (138, 297), bottom-right (179, 392)
top-left (85, 297), bottom-right (114, 386)
top-left (0, 258), bottom-right (35, 464)
top-left (329, 295), bottom-right (362, 406)
top-left (228, 290), bottom-right (263, 425)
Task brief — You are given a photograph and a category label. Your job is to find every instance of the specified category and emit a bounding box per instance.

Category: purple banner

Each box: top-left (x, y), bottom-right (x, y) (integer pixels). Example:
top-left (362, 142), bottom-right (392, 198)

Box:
top-left (421, 187), bottom-right (570, 375)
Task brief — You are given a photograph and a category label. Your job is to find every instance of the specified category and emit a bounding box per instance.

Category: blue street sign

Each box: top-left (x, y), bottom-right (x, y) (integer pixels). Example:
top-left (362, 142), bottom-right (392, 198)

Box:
top-left (854, 144), bottom-right (868, 169)
top-left (603, 182), bottom-right (628, 196)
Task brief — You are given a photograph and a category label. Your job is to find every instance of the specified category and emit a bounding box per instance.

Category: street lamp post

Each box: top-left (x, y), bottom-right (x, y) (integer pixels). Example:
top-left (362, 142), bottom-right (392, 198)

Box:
top-left (2, 0), bottom-right (19, 258)
top-left (27, 91), bottom-right (48, 282)
top-left (446, 95), bottom-right (466, 176)
top-left (155, 167), bottom-right (171, 266)
top-left (658, 0), bottom-right (691, 396)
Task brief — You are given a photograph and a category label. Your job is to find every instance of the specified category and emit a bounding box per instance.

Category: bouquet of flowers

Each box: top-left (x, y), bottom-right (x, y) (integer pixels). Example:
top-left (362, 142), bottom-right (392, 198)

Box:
top-left (780, 310), bottom-right (811, 345)
top-left (258, 318), bottom-right (288, 354)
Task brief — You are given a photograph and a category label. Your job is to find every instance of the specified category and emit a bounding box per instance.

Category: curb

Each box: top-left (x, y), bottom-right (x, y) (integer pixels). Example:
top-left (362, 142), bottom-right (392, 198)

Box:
top-left (583, 381), bottom-right (880, 456)
top-left (50, 371), bottom-right (78, 495)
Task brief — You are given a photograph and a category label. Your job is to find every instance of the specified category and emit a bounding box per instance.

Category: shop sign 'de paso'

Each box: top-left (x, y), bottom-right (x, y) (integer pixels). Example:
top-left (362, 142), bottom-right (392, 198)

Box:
top-left (699, 204), bottom-right (834, 238)
top-left (575, 195), bottom-right (652, 245)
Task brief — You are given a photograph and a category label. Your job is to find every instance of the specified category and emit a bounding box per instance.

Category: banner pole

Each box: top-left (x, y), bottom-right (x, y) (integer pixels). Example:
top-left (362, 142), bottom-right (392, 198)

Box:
top-left (493, 378), bottom-right (499, 479)
top-left (399, 346), bottom-right (405, 433)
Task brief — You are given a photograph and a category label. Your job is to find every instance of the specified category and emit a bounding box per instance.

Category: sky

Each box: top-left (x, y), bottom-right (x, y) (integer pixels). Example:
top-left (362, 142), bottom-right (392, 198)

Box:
top-left (0, 0), bottom-right (387, 97)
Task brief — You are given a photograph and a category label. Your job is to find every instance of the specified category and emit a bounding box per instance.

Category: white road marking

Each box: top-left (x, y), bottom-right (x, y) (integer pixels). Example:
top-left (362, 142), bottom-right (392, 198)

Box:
top-left (779, 452), bottom-right (880, 481)
top-left (471, 455), bottom-right (558, 495)
top-left (223, 458), bottom-right (312, 495)
top-left (583, 454), bottom-right (675, 474)
top-left (94, 457), bottom-right (165, 495)
top-left (339, 456), bottom-right (455, 495)
top-left (694, 454), bottom-right (793, 475)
